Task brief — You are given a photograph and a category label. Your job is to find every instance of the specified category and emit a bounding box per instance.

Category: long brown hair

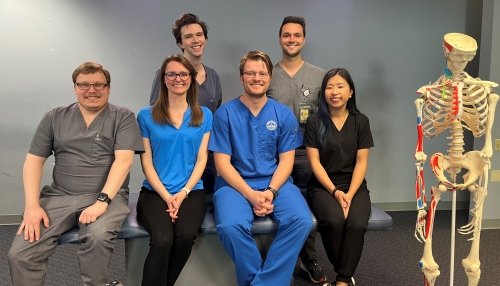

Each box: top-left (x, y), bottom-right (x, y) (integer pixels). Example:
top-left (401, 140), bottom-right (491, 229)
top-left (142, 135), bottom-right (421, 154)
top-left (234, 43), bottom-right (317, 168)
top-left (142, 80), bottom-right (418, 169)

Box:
top-left (152, 54), bottom-right (203, 126)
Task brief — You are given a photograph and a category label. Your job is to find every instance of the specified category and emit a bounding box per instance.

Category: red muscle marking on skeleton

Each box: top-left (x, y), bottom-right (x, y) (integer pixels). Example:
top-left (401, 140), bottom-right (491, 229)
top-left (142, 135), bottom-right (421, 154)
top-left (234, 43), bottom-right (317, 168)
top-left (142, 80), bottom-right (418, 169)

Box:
top-left (416, 170), bottom-right (426, 200)
top-left (431, 154), bottom-right (441, 171)
top-left (417, 125), bottom-right (423, 152)
top-left (443, 41), bottom-right (453, 53)
top-left (420, 170), bottom-right (426, 202)
top-left (416, 178), bottom-right (420, 198)
top-left (425, 198), bottom-right (437, 239)
top-left (452, 85), bottom-right (459, 116)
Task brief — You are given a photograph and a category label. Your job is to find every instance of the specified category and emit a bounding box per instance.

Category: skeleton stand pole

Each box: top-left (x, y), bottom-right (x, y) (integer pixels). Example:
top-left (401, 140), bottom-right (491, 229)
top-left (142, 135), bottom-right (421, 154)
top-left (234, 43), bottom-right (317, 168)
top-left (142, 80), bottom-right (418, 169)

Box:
top-left (450, 190), bottom-right (456, 286)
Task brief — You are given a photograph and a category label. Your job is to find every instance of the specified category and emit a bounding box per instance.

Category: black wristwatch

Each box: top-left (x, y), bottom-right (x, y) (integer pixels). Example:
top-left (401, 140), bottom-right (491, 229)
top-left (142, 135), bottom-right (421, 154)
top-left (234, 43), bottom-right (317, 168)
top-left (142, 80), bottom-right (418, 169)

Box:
top-left (331, 186), bottom-right (338, 196)
top-left (97, 192), bottom-right (112, 204)
top-left (265, 187), bottom-right (278, 199)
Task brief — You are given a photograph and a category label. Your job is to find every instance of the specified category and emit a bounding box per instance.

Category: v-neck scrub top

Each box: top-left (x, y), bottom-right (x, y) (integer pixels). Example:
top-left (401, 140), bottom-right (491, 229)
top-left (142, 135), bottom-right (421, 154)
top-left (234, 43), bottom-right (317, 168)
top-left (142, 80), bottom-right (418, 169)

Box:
top-left (209, 97), bottom-right (302, 189)
top-left (28, 102), bottom-right (144, 195)
top-left (137, 106), bottom-right (213, 194)
top-left (304, 113), bottom-right (374, 189)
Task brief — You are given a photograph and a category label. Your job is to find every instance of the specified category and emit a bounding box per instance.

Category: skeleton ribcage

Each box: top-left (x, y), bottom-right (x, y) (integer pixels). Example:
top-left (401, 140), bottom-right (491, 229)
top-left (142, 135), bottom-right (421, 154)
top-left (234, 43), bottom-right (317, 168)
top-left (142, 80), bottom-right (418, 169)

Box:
top-left (421, 76), bottom-right (489, 138)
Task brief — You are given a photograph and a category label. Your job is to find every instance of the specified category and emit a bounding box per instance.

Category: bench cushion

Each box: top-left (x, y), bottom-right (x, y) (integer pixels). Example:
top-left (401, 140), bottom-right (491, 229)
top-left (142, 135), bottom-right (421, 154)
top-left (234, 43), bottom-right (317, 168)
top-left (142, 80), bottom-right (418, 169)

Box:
top-left (59, 192), bottom-right (392, 244)
top-left (367, 205), bottom-right (393, 231)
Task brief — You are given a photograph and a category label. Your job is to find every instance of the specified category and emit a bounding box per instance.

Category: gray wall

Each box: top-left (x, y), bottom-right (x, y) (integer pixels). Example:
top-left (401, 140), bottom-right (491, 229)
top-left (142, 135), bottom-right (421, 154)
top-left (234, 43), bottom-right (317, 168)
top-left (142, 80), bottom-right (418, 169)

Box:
top-left (478, 0), bottom-right (500, 228)
top-left (0, 0), bottom-right (487, 215)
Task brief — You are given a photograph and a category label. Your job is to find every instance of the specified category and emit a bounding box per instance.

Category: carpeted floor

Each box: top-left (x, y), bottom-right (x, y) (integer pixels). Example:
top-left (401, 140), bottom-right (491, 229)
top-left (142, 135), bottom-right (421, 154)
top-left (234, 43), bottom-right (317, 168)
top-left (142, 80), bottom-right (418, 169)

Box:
top-left (1, 210), bottom-right (499, 285)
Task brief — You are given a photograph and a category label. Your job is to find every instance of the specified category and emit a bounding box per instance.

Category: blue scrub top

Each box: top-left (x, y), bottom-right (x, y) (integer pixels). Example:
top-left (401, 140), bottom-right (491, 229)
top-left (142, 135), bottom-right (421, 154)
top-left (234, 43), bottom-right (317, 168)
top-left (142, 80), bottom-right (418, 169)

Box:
top-left (138, 106), bottom-right (213, 194)
top-left (209, 97), bottom-right (302, 189)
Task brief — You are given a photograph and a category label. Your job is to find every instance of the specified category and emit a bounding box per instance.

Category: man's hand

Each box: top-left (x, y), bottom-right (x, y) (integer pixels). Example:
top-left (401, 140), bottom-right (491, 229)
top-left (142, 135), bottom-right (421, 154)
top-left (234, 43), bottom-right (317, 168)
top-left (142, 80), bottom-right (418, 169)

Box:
top-left (17, 206), bottom-right (49, 242)
top-left (248, 190), bottom-right (274, 216)
top-left (79, 201), bottom-right (108, 224)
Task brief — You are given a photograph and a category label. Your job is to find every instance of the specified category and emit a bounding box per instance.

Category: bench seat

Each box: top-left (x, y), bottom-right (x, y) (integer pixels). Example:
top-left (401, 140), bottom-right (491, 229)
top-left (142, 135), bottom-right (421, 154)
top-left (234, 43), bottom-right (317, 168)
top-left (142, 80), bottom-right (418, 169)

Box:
top-left (59, 192), bottom-right (392, 244)
top-left (57, 191), bottom-right (392, 285)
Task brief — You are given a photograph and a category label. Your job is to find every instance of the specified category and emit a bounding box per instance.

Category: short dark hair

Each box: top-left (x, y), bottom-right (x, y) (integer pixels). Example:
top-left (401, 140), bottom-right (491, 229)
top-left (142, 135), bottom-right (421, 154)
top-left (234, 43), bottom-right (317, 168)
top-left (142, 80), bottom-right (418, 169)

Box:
top-left (239, 51), bottom-right (273, 77)
top-left (279, 16), bottom-right (306, 37)
top-left (172, 13), bottom-right (208, 49)
top-left (72, 62), bottom-right (111, 86)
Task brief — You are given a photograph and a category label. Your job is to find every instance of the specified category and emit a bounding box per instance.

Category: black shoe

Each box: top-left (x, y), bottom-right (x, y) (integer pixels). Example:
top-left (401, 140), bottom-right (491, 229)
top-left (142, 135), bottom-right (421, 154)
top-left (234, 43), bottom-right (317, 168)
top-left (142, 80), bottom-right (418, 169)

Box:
top-left (299, 259), bottom-right (327, 283)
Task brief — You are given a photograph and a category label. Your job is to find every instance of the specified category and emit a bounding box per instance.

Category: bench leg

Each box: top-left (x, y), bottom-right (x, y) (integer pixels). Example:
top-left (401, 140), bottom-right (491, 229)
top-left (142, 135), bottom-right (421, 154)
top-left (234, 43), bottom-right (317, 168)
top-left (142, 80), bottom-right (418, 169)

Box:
top-left (125, 234), bottom-right (294, 286)
top-left (125, 237), bottom-right (148, 286)
top-left (176, 235), bottom-right (237, 286)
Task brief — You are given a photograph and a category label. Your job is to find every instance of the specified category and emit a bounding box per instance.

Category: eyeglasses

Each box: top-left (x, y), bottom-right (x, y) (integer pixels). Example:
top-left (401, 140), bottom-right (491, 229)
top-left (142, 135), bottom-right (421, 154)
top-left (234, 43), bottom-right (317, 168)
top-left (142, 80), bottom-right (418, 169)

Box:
top-left (242, 71), bottom-right (270, 79)
top-left (164, 72), bottom-right (191, 81)
top-left (75, 83), bottom-right (108, 90)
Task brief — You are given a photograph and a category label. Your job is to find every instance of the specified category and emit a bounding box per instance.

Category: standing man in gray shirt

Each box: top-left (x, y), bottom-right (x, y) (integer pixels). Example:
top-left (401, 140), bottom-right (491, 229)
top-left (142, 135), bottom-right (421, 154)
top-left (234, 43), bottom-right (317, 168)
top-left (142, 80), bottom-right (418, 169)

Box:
top-left (8, 62), bottom-right (144, 286)
top-left (267, 16), bottom-right (327, 284)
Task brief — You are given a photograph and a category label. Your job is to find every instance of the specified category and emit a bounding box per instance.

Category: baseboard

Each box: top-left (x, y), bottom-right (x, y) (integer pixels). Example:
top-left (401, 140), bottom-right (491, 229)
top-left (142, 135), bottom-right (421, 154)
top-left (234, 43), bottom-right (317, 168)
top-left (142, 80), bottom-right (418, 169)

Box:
top-left (0, 215), bottom-right (22, 225)
top-left (482, 219), bottom-right (500, 229)
top-left (372, 201), bottom-right (470, 212)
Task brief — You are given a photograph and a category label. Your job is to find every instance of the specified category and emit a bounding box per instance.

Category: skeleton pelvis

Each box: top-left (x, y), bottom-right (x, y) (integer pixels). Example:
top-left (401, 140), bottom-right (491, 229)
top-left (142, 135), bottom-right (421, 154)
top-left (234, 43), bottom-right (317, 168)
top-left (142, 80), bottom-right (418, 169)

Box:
top-left (430, 151), bottom-right (485, 190)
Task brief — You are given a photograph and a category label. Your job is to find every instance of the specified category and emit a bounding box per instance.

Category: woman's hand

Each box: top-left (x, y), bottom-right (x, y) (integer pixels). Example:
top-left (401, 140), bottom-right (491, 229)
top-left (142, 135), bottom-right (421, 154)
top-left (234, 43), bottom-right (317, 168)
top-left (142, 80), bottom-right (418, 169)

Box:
top-left (166, 192), bottom-right (186, 222)
top-left (334, 190), bottom-right (352, 219)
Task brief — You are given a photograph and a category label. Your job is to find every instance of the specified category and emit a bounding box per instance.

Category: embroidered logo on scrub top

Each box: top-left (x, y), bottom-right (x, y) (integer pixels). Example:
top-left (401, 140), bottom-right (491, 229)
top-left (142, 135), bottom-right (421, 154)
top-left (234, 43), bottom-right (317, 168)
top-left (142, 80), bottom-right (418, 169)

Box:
top-left (266, 120), bottom-right (277, 131)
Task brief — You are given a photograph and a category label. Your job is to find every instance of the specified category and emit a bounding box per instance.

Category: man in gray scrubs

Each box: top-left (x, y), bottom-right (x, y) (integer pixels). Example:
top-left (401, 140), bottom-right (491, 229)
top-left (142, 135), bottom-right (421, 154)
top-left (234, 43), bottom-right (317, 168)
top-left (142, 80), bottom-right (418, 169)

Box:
top-left (267, 16), bottom-right (327, 284)
top-left (8, 62), bottom-right (144, 286)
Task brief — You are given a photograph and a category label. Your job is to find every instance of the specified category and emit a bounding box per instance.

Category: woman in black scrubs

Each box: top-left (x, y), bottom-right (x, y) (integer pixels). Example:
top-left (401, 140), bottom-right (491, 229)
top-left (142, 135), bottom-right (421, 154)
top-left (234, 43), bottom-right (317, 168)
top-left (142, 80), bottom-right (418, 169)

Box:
top-left (304, 68), bottom-right (373, 286)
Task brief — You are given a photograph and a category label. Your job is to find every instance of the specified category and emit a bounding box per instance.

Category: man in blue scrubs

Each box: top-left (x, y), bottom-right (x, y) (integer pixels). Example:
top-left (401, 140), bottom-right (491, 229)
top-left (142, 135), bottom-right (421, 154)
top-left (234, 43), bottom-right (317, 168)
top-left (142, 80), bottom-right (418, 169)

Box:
top-left (209, 51), bottom-right (313, 286)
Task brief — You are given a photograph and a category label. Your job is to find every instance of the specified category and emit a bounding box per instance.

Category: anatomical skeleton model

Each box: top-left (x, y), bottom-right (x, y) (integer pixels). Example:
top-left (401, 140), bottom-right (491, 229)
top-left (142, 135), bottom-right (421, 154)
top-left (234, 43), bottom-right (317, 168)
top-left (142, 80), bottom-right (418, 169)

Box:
top-left (414, 33), bottom-right (499, 286)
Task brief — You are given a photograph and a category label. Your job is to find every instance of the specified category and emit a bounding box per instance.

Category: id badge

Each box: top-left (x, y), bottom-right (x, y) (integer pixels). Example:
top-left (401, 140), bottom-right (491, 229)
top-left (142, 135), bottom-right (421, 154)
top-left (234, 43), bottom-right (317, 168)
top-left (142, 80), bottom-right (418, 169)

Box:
top-left (299, 102), bottom-right (312, 123)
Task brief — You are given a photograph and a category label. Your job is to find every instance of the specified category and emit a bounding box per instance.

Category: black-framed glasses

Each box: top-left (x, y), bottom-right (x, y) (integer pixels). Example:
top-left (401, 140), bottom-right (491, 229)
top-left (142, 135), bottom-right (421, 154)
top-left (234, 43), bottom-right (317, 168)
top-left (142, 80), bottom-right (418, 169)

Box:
top-left (75, 83), bottom-right (108, 90)
top-left (242, 71), bottom-right (270, 79)
top-left (164, 72), bottom-right (191, 81)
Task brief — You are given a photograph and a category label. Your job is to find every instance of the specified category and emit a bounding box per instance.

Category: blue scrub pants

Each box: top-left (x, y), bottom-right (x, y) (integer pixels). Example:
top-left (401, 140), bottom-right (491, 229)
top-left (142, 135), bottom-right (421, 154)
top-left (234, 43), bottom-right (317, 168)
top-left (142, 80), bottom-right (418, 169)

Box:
top-left (213, 181), bottom-right (313, 286)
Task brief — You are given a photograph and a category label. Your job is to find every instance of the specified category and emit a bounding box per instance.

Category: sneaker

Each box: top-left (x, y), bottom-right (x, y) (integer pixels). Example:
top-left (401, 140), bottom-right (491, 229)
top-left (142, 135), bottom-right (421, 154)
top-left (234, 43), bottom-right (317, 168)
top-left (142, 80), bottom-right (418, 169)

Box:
top-left (299, 259), bottom-right (327, 283)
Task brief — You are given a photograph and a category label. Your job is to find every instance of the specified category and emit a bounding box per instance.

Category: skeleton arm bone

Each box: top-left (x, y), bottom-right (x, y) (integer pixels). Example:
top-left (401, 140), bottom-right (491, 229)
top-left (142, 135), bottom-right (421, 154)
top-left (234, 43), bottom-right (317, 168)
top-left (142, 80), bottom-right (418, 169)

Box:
top-left (414, 98), bottom-right (428, 241)
top-left (481, 93), bottom-right (499, 159)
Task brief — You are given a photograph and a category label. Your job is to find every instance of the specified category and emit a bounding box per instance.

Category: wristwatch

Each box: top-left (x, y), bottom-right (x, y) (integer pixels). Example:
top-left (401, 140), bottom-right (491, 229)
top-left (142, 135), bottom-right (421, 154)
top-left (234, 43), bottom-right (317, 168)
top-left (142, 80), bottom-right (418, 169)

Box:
top-left (97, 192), bottom-right (112, 204)
top-left (265, 187), bottom-right (278, 199)
top-left (331, 186), bottom-right (339, 196)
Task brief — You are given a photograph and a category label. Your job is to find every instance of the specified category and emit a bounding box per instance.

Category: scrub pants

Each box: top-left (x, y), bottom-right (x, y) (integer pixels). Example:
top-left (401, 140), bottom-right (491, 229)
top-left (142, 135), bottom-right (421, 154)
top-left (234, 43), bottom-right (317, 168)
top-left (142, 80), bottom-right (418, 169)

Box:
top-left (307, 186), bottom-right (371, 284)
top-left (136, 188), bottom-right (207, 286)
top-left (214, 181), bottom-right (313, 286)
top-left (8, 186), bottom-right (130, 286)
top-left (292, 148), bottom-right (317, 262)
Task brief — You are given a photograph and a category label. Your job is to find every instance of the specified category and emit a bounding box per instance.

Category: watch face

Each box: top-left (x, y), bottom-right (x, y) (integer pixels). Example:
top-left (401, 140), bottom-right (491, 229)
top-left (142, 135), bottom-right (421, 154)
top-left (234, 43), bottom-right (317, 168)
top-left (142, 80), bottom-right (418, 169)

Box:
top-left (97, 193), bottom-right (110, 202)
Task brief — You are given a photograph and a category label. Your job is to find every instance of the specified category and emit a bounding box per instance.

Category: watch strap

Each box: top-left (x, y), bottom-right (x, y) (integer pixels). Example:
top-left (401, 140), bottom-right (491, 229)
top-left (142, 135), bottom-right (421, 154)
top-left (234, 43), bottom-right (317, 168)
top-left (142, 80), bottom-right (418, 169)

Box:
top-left (265, 187), bottom-right (278, 199)
top-left (97, 192), bottom-right (112, 204)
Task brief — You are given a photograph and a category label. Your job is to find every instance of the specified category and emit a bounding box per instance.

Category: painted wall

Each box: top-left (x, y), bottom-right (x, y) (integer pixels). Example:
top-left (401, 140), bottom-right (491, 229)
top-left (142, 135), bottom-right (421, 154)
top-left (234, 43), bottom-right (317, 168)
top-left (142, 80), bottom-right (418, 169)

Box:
top-left (0, 0), bottom-right (483, 215)
top-left (478, 0), bottom-right (500, 228)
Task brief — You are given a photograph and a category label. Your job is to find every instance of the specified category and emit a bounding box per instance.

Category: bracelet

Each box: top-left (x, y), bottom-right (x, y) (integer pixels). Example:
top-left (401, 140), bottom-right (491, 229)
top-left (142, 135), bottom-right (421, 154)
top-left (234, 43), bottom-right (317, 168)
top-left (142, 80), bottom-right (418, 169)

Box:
top-left (265, 187), bottom-right (278, 199)
top-left (181, 187), bottom-right (191, 196)
top-left (331, 186), bottom-right (338, 196)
